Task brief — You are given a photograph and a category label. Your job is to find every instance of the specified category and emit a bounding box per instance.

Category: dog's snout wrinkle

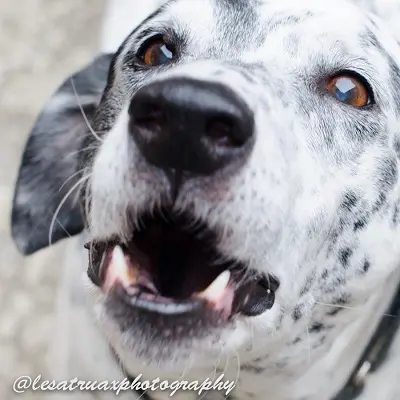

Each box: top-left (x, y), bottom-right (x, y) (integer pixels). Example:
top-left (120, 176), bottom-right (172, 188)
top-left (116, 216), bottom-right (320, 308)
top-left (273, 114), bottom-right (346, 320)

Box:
top-left (128, 77), bottom-right (255, 178)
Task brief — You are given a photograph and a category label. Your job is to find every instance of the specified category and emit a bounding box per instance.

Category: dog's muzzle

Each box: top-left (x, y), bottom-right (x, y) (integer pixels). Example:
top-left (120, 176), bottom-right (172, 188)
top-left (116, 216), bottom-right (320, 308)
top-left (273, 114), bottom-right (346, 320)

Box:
top-left (86, 78), bottom-right (279, 342)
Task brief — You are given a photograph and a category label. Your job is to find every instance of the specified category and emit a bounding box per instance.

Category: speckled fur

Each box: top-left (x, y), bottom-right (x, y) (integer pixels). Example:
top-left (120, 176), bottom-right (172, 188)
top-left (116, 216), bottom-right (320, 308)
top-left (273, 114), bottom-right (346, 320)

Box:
top-left (11, 0), bottom-right (400, 399)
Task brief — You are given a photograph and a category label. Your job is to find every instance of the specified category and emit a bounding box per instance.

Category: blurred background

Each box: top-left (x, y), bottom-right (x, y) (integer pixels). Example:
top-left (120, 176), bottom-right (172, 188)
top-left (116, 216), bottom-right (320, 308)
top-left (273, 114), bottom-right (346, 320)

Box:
top-left (0, 1), bottom-right (105, 398)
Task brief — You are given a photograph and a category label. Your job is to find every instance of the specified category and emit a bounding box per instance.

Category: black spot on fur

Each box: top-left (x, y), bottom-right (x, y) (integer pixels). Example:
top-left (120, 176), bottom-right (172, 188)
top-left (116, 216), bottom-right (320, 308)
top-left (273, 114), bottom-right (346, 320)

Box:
top-left (313, 335), bottom-right (327, 349)
top-left (393, 202), bottom-right (400, 226)
top-left (326, 295), bottom-right (351, 315)
top-left (379, 158), bottom-right (398, 190)
top-left (292, 337), bottom-right (302, 345)
top-left (353, 217), bottom-right (367, 231)
top-left (300, 275), bottom-right (314, 296)
top-left (372, 192), bottom-right (388, 214)
top-left (242, 364), bottom-right (264, 374)
top-left (327, 307), bottom-right (344, 316)
top-left (309, 322), bottom-right (324, 333)
top-left (338, 248), bottom-right (353, 267)
top-left (341, 191), bottom-right (359, 211)
top-left (394, 138), bottom-right (400, 160)
top-left (310, 322), bottom-right (326, 333)
top-left (362, 260), bottom-right (371, 273)
top-left (333, 294), bottom-right (351, 306)
top-left (329, 191), bottom-right (363, 248)
top-left (359, 30), bottom-right (385, 55)
top-left (292, 305), bottom-right (303, 321)
top-left (321, 269), bottom-right (329, 280)
top-left (325, 275), bottom-right (346, 294)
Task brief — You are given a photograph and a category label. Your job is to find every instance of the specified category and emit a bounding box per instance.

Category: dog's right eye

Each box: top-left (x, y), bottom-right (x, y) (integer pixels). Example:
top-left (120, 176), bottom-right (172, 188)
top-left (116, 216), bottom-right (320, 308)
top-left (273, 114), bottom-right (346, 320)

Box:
top-left (138, 36), bottom-right (176, 67)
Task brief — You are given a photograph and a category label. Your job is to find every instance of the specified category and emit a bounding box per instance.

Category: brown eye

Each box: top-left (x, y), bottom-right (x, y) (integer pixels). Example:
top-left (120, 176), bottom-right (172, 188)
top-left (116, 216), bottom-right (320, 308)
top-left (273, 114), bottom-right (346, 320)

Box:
top-left (140, 37), bottom-right (176, 66)
top-left (326, 74), bottom-right (372, 107)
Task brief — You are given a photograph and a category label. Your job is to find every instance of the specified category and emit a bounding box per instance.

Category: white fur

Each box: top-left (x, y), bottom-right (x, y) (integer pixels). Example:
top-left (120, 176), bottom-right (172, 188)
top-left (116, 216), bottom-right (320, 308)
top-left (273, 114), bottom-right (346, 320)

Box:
top-left (49, 1), bottom-right (400, 399)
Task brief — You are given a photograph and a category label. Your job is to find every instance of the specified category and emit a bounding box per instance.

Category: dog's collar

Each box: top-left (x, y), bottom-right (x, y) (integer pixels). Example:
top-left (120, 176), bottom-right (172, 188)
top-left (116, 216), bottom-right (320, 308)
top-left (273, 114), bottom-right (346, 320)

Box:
top-left (332, 279), bottom-right (400, 400)
top-left (114, 281), bottom-right (400, 400)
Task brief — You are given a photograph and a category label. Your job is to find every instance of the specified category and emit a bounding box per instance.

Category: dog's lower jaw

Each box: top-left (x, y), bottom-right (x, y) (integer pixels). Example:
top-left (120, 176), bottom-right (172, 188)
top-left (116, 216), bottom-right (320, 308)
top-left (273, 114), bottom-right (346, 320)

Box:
top-left (84, 262), bottom-right (400, 400)
top-left (49, 232), bottom-right (400, 400)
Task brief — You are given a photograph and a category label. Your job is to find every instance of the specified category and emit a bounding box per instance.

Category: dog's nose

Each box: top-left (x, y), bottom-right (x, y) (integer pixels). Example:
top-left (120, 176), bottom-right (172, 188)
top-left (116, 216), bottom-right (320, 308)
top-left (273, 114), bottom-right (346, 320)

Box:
top-left (128, 78), bottom-right (254, 176)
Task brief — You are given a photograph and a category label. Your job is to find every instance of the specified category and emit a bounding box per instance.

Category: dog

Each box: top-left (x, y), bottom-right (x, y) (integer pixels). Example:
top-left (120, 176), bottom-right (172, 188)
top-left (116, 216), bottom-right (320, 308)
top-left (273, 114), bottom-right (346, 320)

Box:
top-left (10, 0), bottom-right (400, 399)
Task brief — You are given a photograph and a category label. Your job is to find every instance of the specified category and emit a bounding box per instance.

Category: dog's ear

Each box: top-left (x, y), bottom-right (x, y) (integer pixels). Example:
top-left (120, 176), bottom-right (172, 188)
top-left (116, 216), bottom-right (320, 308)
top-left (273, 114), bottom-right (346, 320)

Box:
top-left (11, 53), bottom-right (113, 255)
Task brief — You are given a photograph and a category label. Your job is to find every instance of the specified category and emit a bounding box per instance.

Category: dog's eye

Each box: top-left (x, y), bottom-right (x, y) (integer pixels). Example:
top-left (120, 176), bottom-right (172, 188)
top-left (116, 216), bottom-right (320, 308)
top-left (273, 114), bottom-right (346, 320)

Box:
top-left (326, 74), bottom-right (372, 107)
top-left (139, 37), bottom-right (176, 66)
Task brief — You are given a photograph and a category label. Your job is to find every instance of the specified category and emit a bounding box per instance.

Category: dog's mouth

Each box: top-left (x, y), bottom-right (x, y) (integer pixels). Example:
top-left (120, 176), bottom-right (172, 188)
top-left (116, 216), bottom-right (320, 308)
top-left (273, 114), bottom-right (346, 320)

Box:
top-left (86, 209), bottom-right (279, 336)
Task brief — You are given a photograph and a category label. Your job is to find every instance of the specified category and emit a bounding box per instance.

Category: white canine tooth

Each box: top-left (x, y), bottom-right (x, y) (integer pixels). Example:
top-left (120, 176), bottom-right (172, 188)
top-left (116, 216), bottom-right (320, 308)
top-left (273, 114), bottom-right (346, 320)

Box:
top-left (199, 270), bottom-right (231, 302)
top-left (112, 245), bottom-right (128, 277)
top-left (104, 245), bottom-right (136, 292)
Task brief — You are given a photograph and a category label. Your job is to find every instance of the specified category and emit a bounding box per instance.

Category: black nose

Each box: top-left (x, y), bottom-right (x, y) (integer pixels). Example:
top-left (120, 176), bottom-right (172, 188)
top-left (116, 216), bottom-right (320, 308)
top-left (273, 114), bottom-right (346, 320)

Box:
top-left (128, 78), bottom-right (254, 176)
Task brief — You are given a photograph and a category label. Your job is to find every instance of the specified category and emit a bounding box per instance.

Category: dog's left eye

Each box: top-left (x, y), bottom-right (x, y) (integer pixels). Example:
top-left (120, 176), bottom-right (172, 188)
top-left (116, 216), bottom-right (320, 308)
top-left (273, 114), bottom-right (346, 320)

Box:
top-left (139, 36), bottom-right (176, 66)
top-left (326, 73), bottom-right (372, 107)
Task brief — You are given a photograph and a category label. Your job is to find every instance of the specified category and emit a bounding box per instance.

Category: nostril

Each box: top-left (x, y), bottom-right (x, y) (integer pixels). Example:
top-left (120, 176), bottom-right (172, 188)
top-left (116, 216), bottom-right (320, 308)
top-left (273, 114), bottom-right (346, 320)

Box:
top-left (134, 102), bottom-right (165, 126)
top-left (205, 116), bottom-right (248, 148)
top-left (131, 102), bottom-right (166, 141)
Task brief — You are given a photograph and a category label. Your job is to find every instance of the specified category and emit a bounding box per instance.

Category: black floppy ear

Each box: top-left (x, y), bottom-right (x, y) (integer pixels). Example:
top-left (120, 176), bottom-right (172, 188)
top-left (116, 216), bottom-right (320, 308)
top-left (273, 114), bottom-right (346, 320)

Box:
top-left (11, 53), bottom-right (113, 255)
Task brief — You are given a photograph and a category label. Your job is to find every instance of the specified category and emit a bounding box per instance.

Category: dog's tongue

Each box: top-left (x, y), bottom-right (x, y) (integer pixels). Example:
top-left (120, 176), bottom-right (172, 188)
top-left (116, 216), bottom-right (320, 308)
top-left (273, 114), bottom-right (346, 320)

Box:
top-left (102, 246), bottom-right (235, 317)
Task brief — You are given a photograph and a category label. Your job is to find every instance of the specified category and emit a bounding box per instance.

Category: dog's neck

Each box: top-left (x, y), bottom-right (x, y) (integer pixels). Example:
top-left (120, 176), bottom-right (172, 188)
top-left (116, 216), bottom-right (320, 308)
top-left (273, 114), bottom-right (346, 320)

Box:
top-left (286, 275), bottom-right (400, 400)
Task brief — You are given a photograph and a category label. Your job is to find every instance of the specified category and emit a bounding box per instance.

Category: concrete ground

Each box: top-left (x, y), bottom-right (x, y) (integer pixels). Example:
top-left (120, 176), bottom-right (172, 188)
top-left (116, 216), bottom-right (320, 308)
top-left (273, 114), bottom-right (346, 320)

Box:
top-left (0, 1), bottom-right (105, 398)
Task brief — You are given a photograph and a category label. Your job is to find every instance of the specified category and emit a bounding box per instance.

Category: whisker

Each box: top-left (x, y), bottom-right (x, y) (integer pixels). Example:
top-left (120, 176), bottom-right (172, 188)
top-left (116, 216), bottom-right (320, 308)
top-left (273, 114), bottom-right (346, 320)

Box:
top-left (58, 168), bottom-right (86, 193)
top-left (70, 77), bottom-right (103, 143)
top-left (230, 350), bottom-right (241, 400)
top-left (221, 353), bottom-right (230, 379)
top-left (315, 301), bottom-right (399, 318)
top-left (67, 145), bottom-right (100, 158)
top-left (197, 352), bottom-right (222, 400)
top-left (179, 354), bottom-right (194, 381)
top-left (84, 175), bottom-right (92, 233)
top-left (53, 219), bottom-right (73, 239)
top-left (48, 174), bottom-right (91, 246)
top-left (212, 351), bottom-right (222, 381)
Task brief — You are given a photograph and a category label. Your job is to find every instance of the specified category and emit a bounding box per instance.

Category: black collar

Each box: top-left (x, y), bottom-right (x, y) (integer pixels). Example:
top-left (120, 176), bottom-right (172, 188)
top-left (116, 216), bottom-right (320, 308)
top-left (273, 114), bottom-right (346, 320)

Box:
top-left (332, 280), bottom-right (400, 400)
top-left (117, 281), bottom-right (400, 400)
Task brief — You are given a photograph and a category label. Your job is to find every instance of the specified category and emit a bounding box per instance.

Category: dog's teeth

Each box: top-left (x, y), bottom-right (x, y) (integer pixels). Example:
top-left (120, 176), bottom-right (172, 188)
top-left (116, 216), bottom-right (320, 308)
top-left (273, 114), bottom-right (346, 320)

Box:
top-left (103, 246), bottom-right (136, 292)
top-left (198, 270), bottom-right (231, 302)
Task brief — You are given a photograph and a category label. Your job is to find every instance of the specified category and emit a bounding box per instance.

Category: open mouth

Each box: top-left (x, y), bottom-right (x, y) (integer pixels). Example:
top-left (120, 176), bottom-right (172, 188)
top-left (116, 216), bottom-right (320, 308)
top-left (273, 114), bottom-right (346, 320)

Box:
top-left (86, 209), bottom-right (279, 335)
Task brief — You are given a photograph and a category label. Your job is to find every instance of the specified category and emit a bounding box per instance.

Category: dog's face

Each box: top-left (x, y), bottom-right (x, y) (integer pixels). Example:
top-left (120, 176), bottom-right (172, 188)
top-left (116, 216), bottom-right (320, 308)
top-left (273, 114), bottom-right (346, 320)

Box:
top-left (12, 0), bottom-right (400, 377)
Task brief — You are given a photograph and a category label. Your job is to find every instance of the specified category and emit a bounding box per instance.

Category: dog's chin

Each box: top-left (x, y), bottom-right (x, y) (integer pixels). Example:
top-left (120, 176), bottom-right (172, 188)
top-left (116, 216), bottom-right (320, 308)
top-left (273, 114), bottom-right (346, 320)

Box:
top-left (97, 312), bottom-right (236, 369)
top-left (84, 207), bottom-right (279, 364)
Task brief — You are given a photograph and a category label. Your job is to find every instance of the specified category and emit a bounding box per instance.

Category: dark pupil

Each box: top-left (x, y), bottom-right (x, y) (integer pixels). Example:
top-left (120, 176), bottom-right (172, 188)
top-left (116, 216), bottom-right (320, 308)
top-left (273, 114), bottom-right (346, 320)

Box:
top-left (334, 78), bottom-right (356, 103)
top-left (154, 43), bottom-right (174, 64)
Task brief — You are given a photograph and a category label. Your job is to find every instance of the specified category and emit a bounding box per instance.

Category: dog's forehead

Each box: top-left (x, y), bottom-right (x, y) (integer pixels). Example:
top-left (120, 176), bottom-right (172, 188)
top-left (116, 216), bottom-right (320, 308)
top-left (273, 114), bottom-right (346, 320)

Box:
top-left (147, 0), bottom-right (397, 65)
top-left (162, 0), bottom-right (372, 40)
